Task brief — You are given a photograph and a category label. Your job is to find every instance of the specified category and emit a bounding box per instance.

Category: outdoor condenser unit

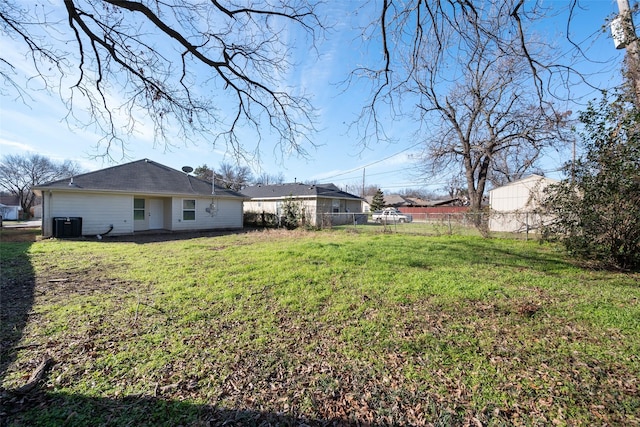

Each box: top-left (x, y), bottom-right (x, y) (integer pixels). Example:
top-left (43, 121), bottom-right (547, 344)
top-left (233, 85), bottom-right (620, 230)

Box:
top-left (52, 217), bottom-right (82, 238)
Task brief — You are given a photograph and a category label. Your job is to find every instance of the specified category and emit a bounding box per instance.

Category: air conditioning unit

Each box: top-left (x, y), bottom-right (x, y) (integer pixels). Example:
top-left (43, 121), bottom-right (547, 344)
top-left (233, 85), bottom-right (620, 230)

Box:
top-left (52, 217), bottom-right (83, 238)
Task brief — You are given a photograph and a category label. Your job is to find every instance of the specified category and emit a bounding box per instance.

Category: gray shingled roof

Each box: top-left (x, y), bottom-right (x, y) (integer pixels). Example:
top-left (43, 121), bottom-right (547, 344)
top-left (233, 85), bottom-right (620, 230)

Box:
top-left (33, 159), bottom-right (245, 199)
top-left (0, 193), bottom-right (20, 206)
top-left (242, 183), bottom-right (362, 200)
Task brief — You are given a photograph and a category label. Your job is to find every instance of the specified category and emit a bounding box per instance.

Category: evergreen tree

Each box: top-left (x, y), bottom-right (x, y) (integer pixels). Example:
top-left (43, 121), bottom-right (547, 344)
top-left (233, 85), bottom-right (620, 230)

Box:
top-left (370, 189), bottom-right (385, 212)
top-left (281, 196), bottom-right (302, 230)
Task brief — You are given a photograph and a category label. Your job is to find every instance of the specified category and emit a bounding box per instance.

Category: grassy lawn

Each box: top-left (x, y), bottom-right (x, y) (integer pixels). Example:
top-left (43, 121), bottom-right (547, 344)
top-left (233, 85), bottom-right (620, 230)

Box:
top-left (1, 228), bottom-right (639, 426)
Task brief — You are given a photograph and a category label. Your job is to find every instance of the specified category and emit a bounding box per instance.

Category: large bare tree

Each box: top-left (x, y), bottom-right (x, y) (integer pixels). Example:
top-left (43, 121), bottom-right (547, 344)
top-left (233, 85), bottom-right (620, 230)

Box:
top-left (217, 162), bottom-right (253, 191)
top-left (0, 154), bottom-right (83, 218)
top-left (0, 0), bottom-right (323, 160)
top-left (254, 171), bottom-right (285, 185)
top-left (352, 1), bottom-right (595, 213)
top-left (193, 162), bottom-right (253, 191)
top-left (410, 30), bottom-right (574, 209)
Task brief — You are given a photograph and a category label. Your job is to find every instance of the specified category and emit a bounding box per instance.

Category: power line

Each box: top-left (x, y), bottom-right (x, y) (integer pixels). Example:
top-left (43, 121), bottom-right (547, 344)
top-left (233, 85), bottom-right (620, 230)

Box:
top-left (331, 167), bottom-right (420, 183)
top-left (319, 141), bottom-right (423, 181)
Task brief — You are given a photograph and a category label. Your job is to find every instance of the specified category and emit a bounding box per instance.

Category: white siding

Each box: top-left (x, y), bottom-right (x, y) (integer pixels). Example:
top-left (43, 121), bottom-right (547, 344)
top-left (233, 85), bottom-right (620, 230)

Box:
top-left (43, 191), bottom-right (133, 237)
top-left (170, 197), bottom-right (243, 231)
top-left (244, 200), bottom-right (279, 215)
top-left (244, 197), bottom-right (362, 227)
top-left (489, 175), bottom-right (555, 212)
top-left (244, 199), bottom-right (319, 225)
top-left (0, 205), bottom-right (20, 220)
top-left (42, 191), bottom-right (243, 237)
top-left (488, 175), bottom-right (557, 233)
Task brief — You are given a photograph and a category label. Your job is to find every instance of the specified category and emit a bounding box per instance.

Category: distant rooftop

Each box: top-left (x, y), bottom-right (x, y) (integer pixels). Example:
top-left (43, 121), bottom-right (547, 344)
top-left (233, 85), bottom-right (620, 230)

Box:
top-left (242, 182), bottom-right (362, 200)
top-left (364, 194), bottom-right (463, 207)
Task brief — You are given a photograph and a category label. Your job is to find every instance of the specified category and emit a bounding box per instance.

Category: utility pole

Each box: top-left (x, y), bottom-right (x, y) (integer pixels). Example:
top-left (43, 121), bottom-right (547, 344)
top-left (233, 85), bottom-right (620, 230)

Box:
top-left (614, 0), bottom-right (640, 104)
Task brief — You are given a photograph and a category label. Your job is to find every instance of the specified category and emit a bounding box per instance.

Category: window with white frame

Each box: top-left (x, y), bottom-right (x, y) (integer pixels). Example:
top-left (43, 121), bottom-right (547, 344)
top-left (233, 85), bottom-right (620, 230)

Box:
top-left (134, 198), bottom-right (145, 220)
top-left (183, 199), bottom-right (196, 221)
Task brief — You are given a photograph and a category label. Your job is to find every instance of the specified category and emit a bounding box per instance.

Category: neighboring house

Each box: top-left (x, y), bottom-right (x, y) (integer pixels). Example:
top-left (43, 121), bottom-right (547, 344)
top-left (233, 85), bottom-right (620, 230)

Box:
top-left (362, 194), bottom-right (466, 213)
top-left (33, 159), bottom-right (246, 237)
top-left (0, 203), bottom-right (20, 221)
top-left (375, 194), bottom-right (411, 209)
top-left (0, 194), bottom-right (21, 220)
top-left (488, 174), bottom-right (558, 233)
top-left (242, 182), bottom-right (363, 226)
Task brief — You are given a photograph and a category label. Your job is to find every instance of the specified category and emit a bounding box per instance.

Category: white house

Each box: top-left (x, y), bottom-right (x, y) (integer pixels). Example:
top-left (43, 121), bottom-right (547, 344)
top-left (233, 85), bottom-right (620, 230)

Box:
top-left (0, 203), bottom-right (20, 221)
top-left (488, 174), bottom-right (558, 233)
top-left (33, 159), bottom-right (246, 237)
top-left (0, 193), bottom-right (22, 220)
top-left (242, 182), bottom-right (364, 226)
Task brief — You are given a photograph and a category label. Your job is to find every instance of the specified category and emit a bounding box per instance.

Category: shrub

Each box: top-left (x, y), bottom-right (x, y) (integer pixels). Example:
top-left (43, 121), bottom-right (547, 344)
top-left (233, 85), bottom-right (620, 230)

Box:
top-left (543, 90), bottom-right (640, 270)
top-left (243, 211), bottom-right (279, 228)
top-left (281, 196), bottom-right (305, 229)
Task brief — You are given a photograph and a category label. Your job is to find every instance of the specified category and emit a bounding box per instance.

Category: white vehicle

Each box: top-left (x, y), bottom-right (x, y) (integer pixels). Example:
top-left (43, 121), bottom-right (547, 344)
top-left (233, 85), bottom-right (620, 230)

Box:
top-left (371, 208), bottom-right (413, 223)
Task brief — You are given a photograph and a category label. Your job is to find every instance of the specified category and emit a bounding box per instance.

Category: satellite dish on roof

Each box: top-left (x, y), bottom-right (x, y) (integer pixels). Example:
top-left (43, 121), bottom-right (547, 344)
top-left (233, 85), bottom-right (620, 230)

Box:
top-left (182, 166), bottom-right (194, 174)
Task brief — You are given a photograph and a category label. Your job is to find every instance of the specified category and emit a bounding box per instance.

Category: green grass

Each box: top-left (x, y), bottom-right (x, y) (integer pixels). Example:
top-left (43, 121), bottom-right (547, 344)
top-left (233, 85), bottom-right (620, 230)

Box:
top-left (2, 229), bottom-right (639, 426)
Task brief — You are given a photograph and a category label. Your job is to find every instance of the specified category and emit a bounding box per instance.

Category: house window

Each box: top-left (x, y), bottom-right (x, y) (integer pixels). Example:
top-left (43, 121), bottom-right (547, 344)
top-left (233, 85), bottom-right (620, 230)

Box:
top-left (183, 199), bottom-right (196, 221)
top-left (134, 198), bottom-right (145, 220)
top-left (332, 199), bottom-right (340, 213)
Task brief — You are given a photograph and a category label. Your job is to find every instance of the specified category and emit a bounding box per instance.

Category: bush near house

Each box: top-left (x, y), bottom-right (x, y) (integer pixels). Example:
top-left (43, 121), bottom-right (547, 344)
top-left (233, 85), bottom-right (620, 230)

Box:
top-left (243, 211), bottom-right (279, 228)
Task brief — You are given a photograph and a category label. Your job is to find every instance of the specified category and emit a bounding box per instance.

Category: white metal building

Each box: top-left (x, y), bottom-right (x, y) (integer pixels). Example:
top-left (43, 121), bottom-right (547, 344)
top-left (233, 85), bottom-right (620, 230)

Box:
top-left (488, 175), bottom-right (558, 233)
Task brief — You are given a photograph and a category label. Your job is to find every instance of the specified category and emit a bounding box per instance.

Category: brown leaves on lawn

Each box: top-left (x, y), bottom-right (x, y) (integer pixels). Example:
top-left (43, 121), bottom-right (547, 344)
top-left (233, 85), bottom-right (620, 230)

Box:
top-left (2, 232), bottom-right (639, 426)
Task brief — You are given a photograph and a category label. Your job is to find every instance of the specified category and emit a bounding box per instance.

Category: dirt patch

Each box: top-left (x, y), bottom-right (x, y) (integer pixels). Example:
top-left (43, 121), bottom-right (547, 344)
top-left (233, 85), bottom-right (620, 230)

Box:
top-left (0, 226), bottom-right (311, 244)
top-left (95, 227), bottom-right (315, 244)
top-left (0, 228), bottom-right (42, 243)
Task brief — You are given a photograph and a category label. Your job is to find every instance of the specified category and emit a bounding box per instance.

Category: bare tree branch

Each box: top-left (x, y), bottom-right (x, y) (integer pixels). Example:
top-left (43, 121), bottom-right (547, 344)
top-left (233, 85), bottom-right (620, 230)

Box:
top-left (350, 0), bottom-right (606, 216)
top-left (0, 0), bottom-right (324, 162)
top-left (0, 154), bottom-right (83, 217)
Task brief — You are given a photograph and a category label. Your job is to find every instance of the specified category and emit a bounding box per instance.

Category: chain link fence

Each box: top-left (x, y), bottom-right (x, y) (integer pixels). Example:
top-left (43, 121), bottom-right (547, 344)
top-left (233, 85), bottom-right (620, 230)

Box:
top-left (319, 211), bottom-right (549, 240)
top-left (244, 210), bottom-right (550, 239)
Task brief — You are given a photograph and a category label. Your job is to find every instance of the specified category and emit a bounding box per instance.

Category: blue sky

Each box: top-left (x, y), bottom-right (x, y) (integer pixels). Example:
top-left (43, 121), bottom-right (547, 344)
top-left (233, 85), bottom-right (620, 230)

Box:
top-left (0, 1), bottom-right (627, 194)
